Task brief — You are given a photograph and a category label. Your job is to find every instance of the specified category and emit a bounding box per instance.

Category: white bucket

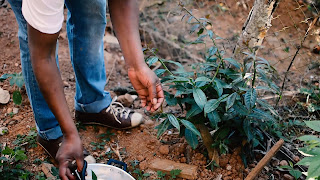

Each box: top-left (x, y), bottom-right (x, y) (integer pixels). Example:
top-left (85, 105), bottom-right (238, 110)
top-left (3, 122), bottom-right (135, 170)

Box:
top-left (85, 163), bottom-right (135, 180)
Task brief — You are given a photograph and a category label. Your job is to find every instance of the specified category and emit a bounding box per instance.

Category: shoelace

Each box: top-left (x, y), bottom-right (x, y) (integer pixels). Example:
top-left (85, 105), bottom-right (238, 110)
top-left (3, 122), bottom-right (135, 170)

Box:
top-left (105, 97), bottom-right (131, 124)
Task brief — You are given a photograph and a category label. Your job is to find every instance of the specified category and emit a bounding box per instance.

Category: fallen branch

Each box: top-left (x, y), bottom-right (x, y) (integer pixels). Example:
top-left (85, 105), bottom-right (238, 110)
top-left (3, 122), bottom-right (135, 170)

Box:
top-left (245, 139), bottom-right (284, 180)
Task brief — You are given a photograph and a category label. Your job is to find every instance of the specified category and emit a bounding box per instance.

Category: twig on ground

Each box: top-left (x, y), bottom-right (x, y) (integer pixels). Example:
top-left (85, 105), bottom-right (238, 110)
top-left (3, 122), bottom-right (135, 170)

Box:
top-left (245, 139), bottom-right (284, 180)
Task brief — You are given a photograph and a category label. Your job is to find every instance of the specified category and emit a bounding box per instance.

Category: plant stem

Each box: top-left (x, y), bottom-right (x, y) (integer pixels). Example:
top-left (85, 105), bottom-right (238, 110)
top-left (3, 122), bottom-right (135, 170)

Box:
top-left (195, 124), bottom-right (219, 166)
top-left (149, 49), bottom-right (174, 76)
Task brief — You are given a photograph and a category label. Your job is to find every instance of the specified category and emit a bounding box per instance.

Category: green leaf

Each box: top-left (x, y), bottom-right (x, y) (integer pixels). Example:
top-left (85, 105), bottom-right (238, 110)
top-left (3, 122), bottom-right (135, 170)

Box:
top-left (190, 24), bottom-right (200, 34)
top-left (0, 74), bottom-right (13, 81)
top-left (304, 121), bottom-right (320, 132)
top-left (170, 169), bottom-right (182, 178)
top-left (193, 87), bottom-right (207, 110)
top-left (207, 30), bottom-right (214, 39)
top-left (296, 156), bottom-right (315, 166)
top-left (15, 150), bottom-right (27, 161)
top-left (226, 92), bottom-right (238, 110)
top-left (155, 69), bottom-right (166, 76)
top-left (204, 99), bottom-right (220, 114)
top-left (167, 114), bottom-right (180, 132)
top-left (298, 135), bottom-right (320, 142)
top-left (245, 88), bottom-right (257, 109)
top-left (13, 90), bottom-right (22, 105)
top-left (9, 72), bottom-right (24, 88)
top-left (185, 128), bottom-right (199, 149)
top-left (197, 28), bottom-right (204, 36)
top-left (155, 119), bottom-right (170, 138)
top-left (1, 146), bottom-right (14, 155)
top-left (195, 76), bottom-right (211, 83)
top-left (146, 56), bottom-right (159, 66)
top-left (289, 170), bottom-right (302, 180)
top-left (224, 58), bottom-right (241, 69)
top-left (186, 104), bottom-right (202, 119)
top-left (213, 79), bottom-right (223, 96)
top-left (181, 120), bottom-right (201, 137)
top-left (92, 170), bottom-right (97, 180)
top-left (256, 99), bottom-right (279, 117)
top-left (233, 101), bottom-right (249, 115)
top-left (299, 147), bottom-right (320, 156)
top-left (207, 111), bottom-right (221, 128)
top-left (208, 47), bottom-right (218, 57)
top-left (249, 108), bottom-right (275, 122)
top-left (301, 155), bottom-right (320, 178)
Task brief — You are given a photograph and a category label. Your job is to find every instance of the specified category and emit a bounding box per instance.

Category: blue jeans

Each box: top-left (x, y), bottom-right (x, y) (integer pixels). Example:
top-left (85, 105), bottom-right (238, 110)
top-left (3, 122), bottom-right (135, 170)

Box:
top-left (8, 0), bottom-right (112, 140)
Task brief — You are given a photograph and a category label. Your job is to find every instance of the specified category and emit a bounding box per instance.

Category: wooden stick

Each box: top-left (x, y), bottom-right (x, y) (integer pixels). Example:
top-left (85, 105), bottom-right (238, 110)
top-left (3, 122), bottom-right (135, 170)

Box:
top-left (245, 139), bottom-right (284, 180)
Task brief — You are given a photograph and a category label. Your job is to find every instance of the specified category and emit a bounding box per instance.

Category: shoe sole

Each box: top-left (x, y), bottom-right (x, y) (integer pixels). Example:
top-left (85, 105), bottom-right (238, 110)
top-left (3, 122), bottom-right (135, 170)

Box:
top-left (79, 122), bottom-right (140, 130)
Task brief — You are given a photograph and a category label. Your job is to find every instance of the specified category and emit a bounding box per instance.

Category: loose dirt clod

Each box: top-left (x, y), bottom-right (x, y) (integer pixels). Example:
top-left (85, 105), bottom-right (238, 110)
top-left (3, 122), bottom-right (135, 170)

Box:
top-left (159, 145), bottom-right (169, 155)
top-left (279, 160), bottom-right (288, 166)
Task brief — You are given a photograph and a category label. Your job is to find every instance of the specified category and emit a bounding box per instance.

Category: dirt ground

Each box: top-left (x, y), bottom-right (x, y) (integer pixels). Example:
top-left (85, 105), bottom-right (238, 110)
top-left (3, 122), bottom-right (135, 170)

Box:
top-left (1, 0), bottom-right (320, 179)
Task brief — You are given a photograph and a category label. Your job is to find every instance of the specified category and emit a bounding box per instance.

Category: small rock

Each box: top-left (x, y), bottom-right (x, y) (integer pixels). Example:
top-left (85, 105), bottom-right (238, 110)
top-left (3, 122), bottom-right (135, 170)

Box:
top-left (69, 74), bottom-right (75, 81)
top-left (137, 155), bottom-right (144, 162)
top-left (280, 160), bottom-right (288, 166)
top-left (180, 157), bottom-right (187, 163)
top-left (293, 155), bottom-right (300, 162)
top-left (14, 63), bottom-right (19, 67)
top-left (283, 174), bottom-right (294, 180)
top-left (139, 160), bottom-right (148, 170)
top-left (8, 120), bottom-right (17, 125)
top-left (0, 127), bottom-right (8, 135)
top-left (117, 93), bottom-right (134, 107)
top-left (63, 81), bottom-right (70, 87)
top-left (0, 88), bottom-right (10, 104)
top-left (6, 107), bottom-right (12, 114)
top-left (148, 145), bottom-right (155, 150)
top-left (13, 108), bottom-right (19, 114)
top-left (144, 120), bottom-right (155, 126)
top-left (271, 159), bottom-right (280, 167)
top-left (200, 171), bottom-right (205, 177)
top-left (159, 145), bottom-right (170, 155)
top-left (226, 164), bottom-right (232, 171)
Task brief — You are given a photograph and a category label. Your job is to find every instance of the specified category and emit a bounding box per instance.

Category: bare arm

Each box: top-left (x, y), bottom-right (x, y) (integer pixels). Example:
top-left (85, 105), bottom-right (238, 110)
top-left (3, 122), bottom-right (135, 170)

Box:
top-left (109, 0), bottom-right (164, 111)
top-left (27, 25), bottom-right (83, 180)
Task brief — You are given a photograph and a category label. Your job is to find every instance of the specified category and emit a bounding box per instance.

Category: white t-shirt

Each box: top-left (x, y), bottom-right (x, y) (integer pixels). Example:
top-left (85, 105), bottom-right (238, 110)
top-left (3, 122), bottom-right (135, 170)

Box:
top-left (22, 0), bottom-right (64, 34)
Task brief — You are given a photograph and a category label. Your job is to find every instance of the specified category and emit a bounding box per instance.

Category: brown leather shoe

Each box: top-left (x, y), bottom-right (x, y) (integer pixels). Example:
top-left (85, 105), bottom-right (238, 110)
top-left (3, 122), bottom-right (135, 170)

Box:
top-left (75, 97), bottom-right (143, 129)
top-left (37, 135), bottom-right (90, 160)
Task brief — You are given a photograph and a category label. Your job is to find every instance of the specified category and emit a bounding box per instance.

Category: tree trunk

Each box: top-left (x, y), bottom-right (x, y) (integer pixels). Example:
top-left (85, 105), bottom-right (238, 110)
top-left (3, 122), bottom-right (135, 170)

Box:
top-left (233, 0), bottom-right (280, 61)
